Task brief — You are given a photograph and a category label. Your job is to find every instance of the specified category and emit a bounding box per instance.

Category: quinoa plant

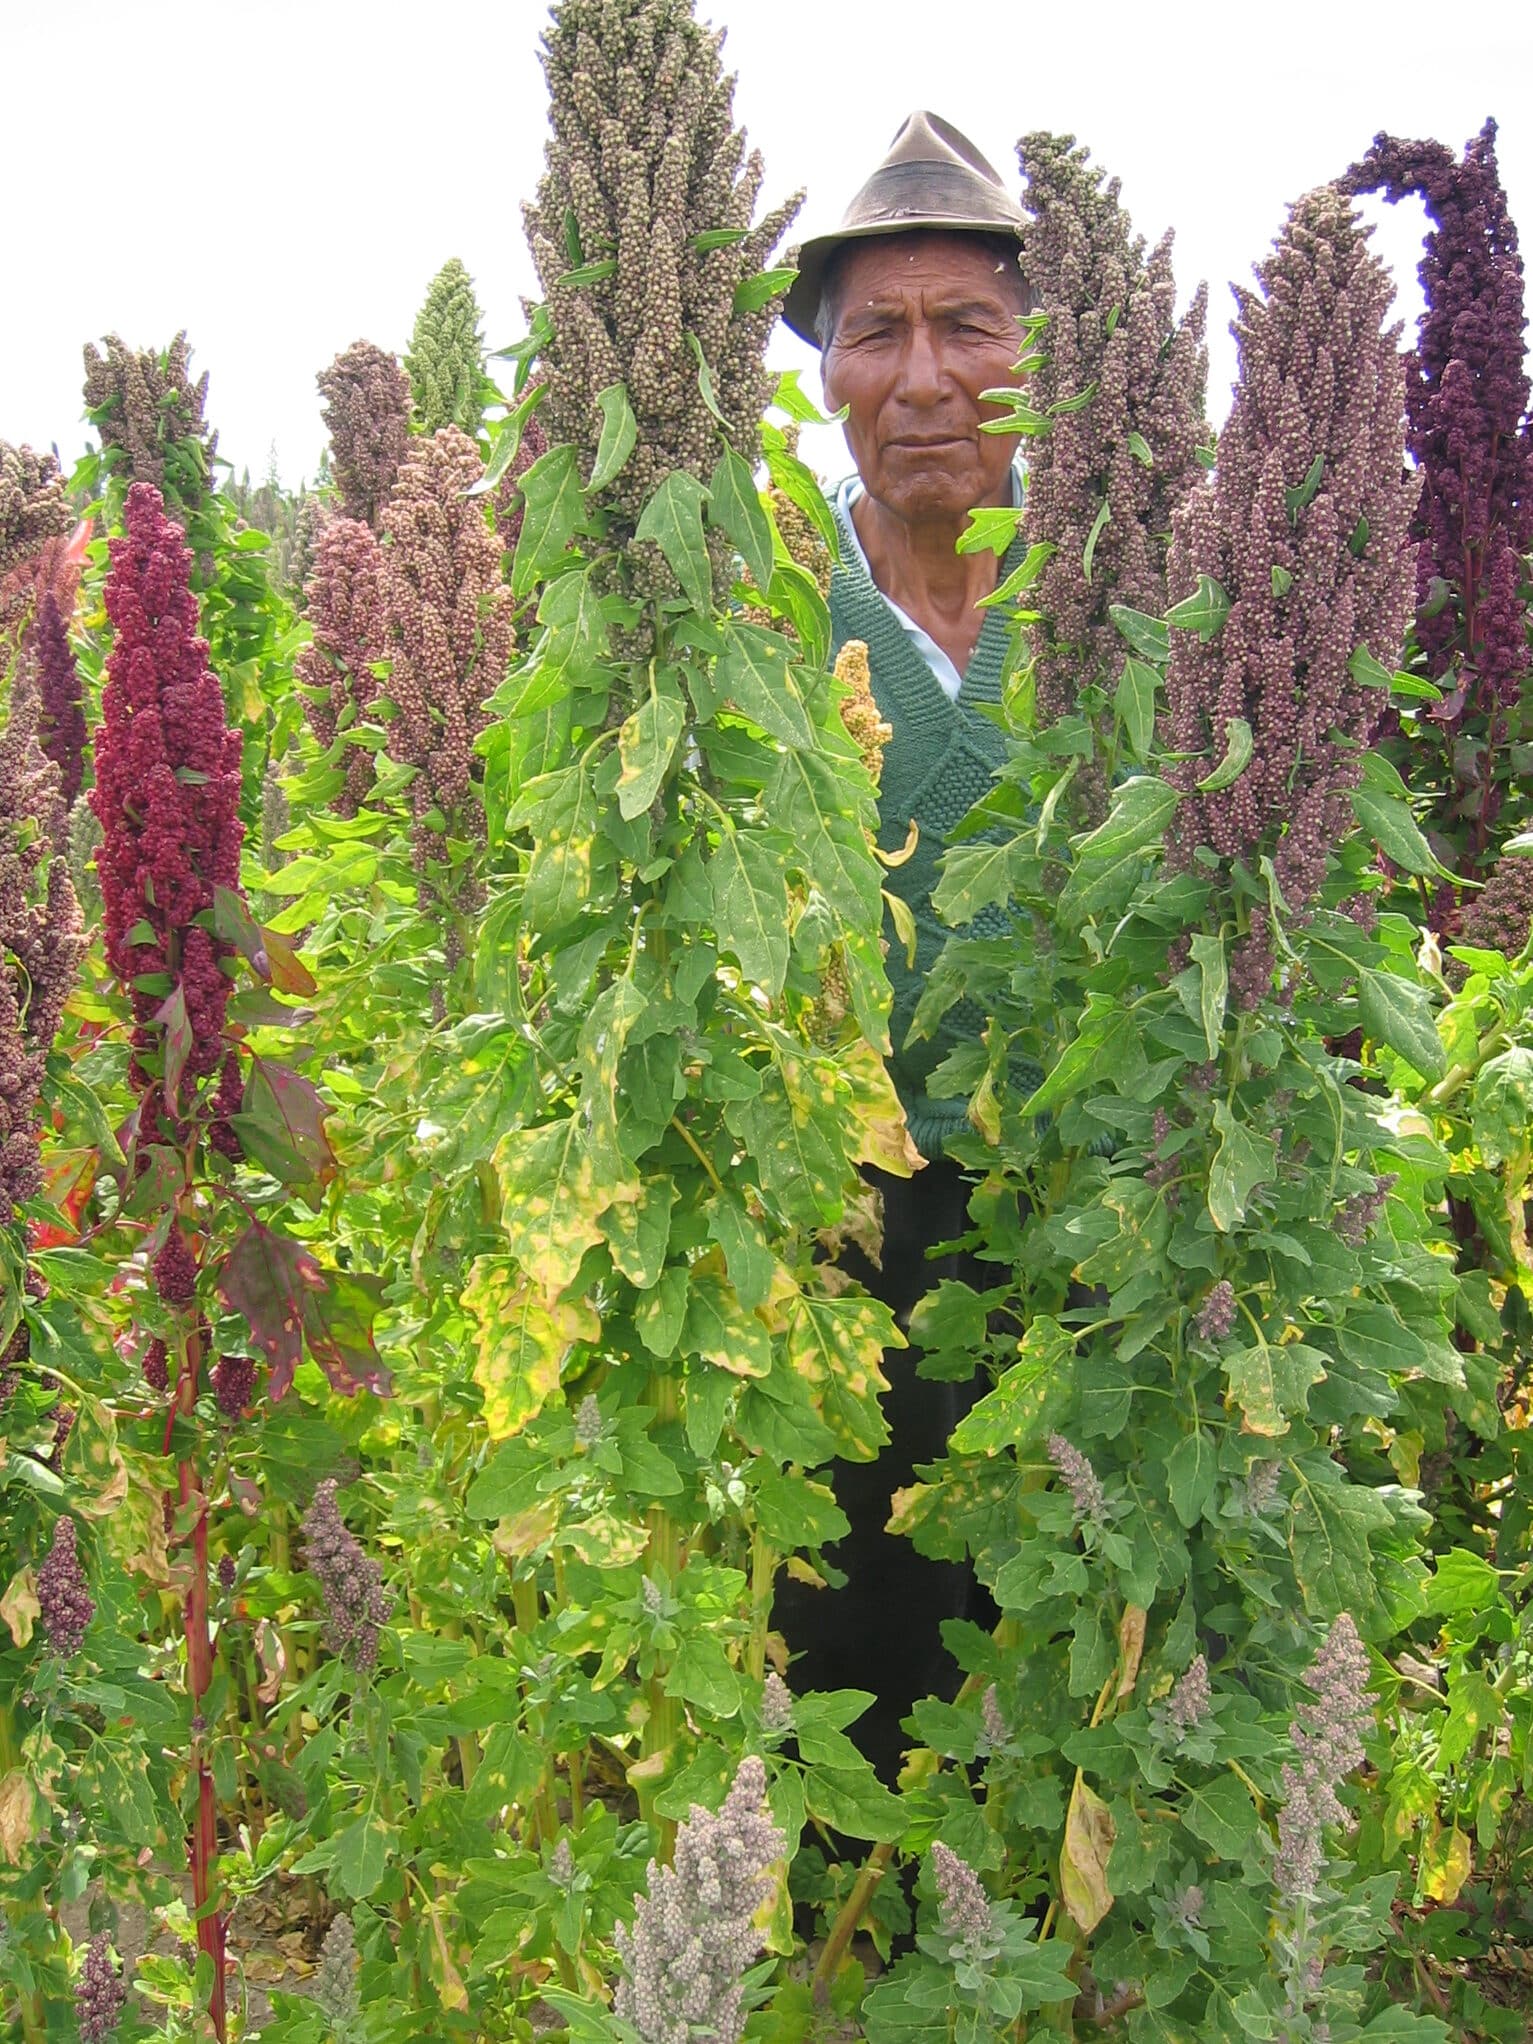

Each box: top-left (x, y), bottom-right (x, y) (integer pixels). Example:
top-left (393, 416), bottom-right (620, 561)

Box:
top-left (897, 180), bottom-right (1458, 2036)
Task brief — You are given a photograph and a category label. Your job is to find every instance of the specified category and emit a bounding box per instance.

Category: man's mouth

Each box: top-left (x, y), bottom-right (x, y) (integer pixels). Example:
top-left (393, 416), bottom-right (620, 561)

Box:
top-left (888, 435), bottom-right (966, 450)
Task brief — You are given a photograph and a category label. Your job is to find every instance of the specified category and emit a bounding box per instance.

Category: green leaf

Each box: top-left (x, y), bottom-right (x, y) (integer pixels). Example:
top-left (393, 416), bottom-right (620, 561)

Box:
top-left (1285, 450), bottom-right (1325, 522)
top-left (1195, 716), bottom-right (1253, 792)
top-left (1207, 1099), bottom-right (1274, 1232)
top-left (734, 266), bottom-right (797, 314)
top-left (1058, 776), bottom-right (1179, 923)
top-left (713, 626), bottom-right (814, 748)
top-left (1082, 497), bottom-right (1111, 582)
top-left (616, 678), bottom-right (687, 819)
top-left (1358, 967), bottom-right (1445, 1080)
top-left (930, 839), bottom-right (1022, 924)
top-left (683, 1270), bottom-right (771, 1377)
top-left (1471, 1047), bottom-right (1533, 1167)
top-left (1223, 1338), bottom-right (1326, 1437)
top-left (1113, 657), bottom-right (1158, 761)
top-left (1351, 749), bottom-right (1450, 877)
top-left (686, 331), bottom-right (728, 425)
top-left (332, 1811), bottom-right (392, 1899)
top-left (1271, 563), bottom-right (1293, 598)
top-left (634, 470), bottom-right (712, 609)
top-left (1126, 431), bottom-right (1153, 467)
top-left (1187, 932), bottom-right (1227, 1060)
top-left (957, 504), bottom-right (1025, 557)
top-left (1022, 1002), bottom-right (1143, 1118)
top-left (977, 540), bottom-right (1056, 610)
top-left (1109, 605), bottom-right (1169, 663)
top-left (1166, 573), bottom-right (1231, 642)
top-left (1180, 1774), bottom-right (1258, 1858)
top-left (708, 444), bottom-right (774, 595)
top-left (1165, 1431), bottom-right (1218, 1527)
top-left (710, 830), bottom-right (790, 993)
top-left (588, 383), bottom-right (638, 492)
top-left (1423, 1546), bottom-right (1502, 1619)
top-left (512, 444), bottom-right (584, 597)
top-left (950, 1316), bottom-right (1073, 1454)
top-left (764, 431), bottom-right (841, 557)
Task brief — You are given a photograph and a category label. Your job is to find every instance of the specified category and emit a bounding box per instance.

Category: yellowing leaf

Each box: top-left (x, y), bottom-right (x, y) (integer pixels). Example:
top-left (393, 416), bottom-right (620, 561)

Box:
top-left (0, 1771), bottom-right (36, 1863)
top-left (840, 1040), bottom-right (922, 1178)
top-left (492, 1118), bottom-right (614, 1301)
top-left (1060, 1775), bottom-right (1116, 1933)
top-left (464, 1256), bottom-right (598, 1439)
top-left (0, 1569), bottom-right (38, 1648)
top-left (786, 1291), bottom-right (898, 1462)
top-left (1419, 1821), bottom-right (1471, 1904)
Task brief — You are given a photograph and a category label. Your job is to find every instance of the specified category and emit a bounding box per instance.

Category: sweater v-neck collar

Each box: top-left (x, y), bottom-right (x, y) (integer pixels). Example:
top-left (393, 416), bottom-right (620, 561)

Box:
top-left (830, 493), bottom-right (1017, 730)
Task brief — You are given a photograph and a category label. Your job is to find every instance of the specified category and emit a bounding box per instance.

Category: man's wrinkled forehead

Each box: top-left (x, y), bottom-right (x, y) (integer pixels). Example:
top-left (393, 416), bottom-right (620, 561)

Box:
top-left (819, 230), bottom-right (1031, 343)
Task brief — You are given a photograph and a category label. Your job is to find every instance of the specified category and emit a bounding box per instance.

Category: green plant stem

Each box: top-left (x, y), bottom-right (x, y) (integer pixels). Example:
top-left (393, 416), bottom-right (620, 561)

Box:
top-left (746, 1525), bottom-right (776, 1684)
top-left (176, 1316), bottom-right (227, 2043)
top-left (812, 1843), bottom-right (895, 2002)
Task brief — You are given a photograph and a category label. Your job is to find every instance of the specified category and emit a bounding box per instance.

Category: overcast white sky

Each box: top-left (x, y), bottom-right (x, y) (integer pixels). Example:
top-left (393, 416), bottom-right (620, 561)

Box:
top-left (4, 0), bottom-right (1530, 490)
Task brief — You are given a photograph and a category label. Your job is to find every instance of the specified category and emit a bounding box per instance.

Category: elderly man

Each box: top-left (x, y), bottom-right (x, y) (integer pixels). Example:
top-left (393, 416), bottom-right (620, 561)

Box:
top-left (774, 114), bottom-right (1034, 1782)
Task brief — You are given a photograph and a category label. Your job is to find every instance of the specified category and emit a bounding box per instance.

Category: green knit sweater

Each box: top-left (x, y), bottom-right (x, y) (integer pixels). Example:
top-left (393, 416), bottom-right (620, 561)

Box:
top-left (827, 497), bottom-right (1019, 1160)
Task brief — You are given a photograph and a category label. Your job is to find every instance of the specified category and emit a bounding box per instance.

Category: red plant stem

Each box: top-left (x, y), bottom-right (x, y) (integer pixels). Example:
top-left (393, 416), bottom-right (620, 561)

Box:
top-left (175, 1316), bottom-right (227, 2041)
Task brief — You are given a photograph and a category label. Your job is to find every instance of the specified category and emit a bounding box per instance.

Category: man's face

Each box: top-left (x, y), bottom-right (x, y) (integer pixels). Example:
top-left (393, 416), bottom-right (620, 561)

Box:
top-left (820, 233), bottom-right (1027, 524)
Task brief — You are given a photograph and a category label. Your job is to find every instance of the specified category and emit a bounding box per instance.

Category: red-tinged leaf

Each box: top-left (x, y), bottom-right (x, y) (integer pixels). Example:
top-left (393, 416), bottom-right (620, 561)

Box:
top-left (302, 1268), bottom-right (391, 1399)
top-left (32, 1151), bottom-right (98, 1244)
top-left (155, 983), bottom-right (192, 1111)
top-left (217, 1224), bottom-right (327, 1399)
top-left (212, 883), bottom-right (316, 996)
top-left (261, 926), bottom-right (317, 997)
top-left (233, 1057), bottom-right (337, 1197)
top-left (120, 1145), bottom-right (186, 1219)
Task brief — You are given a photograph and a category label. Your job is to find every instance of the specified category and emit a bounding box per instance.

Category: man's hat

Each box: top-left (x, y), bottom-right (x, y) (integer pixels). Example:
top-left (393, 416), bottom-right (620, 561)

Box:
top-left (780, 110), bottom-right (1029, 347)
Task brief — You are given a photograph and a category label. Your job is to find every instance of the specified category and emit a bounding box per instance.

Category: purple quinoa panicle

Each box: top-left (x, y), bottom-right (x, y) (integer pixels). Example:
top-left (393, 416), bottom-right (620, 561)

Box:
top-left (0, 442), bottom-right (72, 588)
top-left (294, 515), bottom-right (387, 817)
top-left (1163, 184), bottom-right (1417, 1005)
top-left (37, 1516), bottom-right (94, 1658)
top-left (0, 672), bottom-right (85, 1226)
top-left (317, 341), bottom-right (412, 532)
top-left (75, 1932), bottom-right (127, 2044)
top-left (82, 332), bottom-right (217, 509)
top-left (1048, 1431), bottom-right (1108, 1523)
top-left (302, 1478), bottom-right (391, 1672)
top-left (1341, 123), bottom-right (1533, 733)
top-left (613, 1754), bottom-right (784, 2044)
top-left (1016, 133), bottom-right (1209, 734)
top-left (931, 1841), bottom-right (996, 1955)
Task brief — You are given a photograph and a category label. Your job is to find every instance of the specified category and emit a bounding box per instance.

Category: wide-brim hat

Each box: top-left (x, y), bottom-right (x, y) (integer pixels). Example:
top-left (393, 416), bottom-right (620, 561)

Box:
top-left (781, 110), bottom-right (1030, 347)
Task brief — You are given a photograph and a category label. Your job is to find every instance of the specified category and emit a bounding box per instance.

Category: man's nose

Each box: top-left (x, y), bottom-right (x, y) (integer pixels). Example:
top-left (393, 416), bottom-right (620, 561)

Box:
top-left (893, 320), bottom-right (947, 407)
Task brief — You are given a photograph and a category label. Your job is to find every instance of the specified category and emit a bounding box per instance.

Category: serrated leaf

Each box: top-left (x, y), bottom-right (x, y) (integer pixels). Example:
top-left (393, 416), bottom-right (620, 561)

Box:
top-left (512, 444), bottom-right (583, 596)
top-left (1196, 715), bottom-right (1253, 792)
top-left (931, 839), bottom-right (1021, 924)
top-left (492, 1117), bottom-right (615, 1300)
top-left (713, 626), bottom-right (814, 748)
top-left (976, 539), bottom-right (1056, 610)
top-left (951, 1316), bottom-right (1072, 1455)
top-left (1165, 1430), bottom-right (1217, 1526)
top-left (1208, 1099), bottom-right (1274, 1232)
top-left (785, 1291), bottom-right (898, 1462)
top-left (1223, 1338), bottom-right (1325, 1437)
top-left (710, 830), bottom-right (789, 993)
top-left (683, 1269), bottom-right (771, 1377)
top-left (463, 1257), bottom-right (597, 1438)
top-left (332, 1812), bottom-right (392, 1899)
top-left (635, 470), bottom-right (712, 609)
top-left (708, 443), bottom-right (774, 595)
top-left (1358, 967), bottom-right (1445, 1080)
top-left (588, 382), bottom-right (638, 492)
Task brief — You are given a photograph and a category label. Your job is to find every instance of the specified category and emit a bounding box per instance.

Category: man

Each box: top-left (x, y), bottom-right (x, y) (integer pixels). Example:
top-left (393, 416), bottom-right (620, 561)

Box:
top-left (773, 115), bottom-right (1036, 1781)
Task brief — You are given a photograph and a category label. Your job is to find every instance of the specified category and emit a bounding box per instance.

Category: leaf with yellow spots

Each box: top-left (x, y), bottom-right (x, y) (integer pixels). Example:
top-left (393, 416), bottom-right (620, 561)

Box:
top-left (602, 1175), bottom-right (676, 1289)
top-left (1419, 1820), bottom-right (1471, 1904)
top-left (1061, 1774), bottom-right (1116, 1933)
top-left (493, 1117), bottom-right (617, 1300)
top-left (786, 1290), bottom-right (898, 1461)
top-left (464, 1255), bottom-right (599, 1438)
top-left (523, 765), bottom-right (615, 932)
top-left (1222, 1338), bottom-right (1326, 1437)
top-left (683, 1267), bottom-right (772, 1377)
top-left (839, 1040), bottom-right (921, 1177)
